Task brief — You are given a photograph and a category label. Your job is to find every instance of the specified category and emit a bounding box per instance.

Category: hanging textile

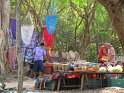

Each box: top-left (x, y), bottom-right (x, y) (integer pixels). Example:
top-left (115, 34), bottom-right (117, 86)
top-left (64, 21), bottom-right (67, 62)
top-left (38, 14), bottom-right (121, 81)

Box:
top-left (43, 25), bottom-right (55, 47)
top-left (21, 25), bottom-right (34, 46)
top-left (10, 18), bottom-right (16, 39)
top-left (21, 31), bottom-right (41, 63)
top-left (48, 0), bottom-right (57, 15)
top-left (24, 48), bottom-right (33, 63)
top-left (12, 47), bottom-right (16, 70)
top-left (45, 15), bottom-right (58, 34)
top-left (28, 32), bottom-right (41, 48)
top-left (6, 48), bottom-right (11, 71)
top-left (6, 47), bottom-right (16, 70)
top-left (21, 12), bottom-right (34, 46)
top-left (8, 29), bottom-right (14, 46)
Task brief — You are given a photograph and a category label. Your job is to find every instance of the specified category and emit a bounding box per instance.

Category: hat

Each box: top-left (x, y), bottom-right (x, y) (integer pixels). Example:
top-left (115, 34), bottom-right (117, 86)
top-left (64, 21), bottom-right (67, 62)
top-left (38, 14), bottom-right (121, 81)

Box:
top-left (104, 43), bottom-right (112, 46)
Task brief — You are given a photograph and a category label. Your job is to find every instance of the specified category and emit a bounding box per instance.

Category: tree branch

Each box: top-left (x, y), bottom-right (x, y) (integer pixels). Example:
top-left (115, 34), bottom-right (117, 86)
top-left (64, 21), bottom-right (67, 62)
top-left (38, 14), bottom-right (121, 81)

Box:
top-left (57, 7), bottom-right (66, 14)
top-left (75, 17), bottom-right (83, 30)
top-left (89, 1), bottom-right (97, 24)
top-left (70, 1), bottom-right (84, 18)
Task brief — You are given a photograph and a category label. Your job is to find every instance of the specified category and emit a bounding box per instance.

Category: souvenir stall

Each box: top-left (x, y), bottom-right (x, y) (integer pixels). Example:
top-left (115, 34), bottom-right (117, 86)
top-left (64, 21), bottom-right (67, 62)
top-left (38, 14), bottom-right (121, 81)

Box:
top-left (35, 58), bottom-right (124, 91)
top-left (7, 12), bottom-right (40, 72)
top-left (34, 0), bottom-right (124, 90)
top-left (21, 13), bottom-right (43, 76)
top-left (8, 1), bottom-right (124, 91)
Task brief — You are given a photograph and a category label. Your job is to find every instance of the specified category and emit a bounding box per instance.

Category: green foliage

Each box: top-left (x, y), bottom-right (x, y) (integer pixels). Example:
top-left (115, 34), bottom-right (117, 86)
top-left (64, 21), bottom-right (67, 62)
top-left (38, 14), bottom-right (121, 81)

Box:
top-left (9, 0), bottom-right (122, 61)
top-left (55, 7), bottom-right (76, 52)
top-left (86, 43), bottom-right (97, 62)
top-left (92, 3), bottom-right (111, 42)
top-left (10, 0), bottom-right (16, 17)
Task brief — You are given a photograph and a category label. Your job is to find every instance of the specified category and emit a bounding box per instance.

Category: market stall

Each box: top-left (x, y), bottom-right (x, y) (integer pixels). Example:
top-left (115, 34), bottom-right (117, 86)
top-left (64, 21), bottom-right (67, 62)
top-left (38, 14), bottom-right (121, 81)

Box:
top-left (56, 71), bottom-right (124, 91)
top-left (35, 61), bottom-right (124, 91)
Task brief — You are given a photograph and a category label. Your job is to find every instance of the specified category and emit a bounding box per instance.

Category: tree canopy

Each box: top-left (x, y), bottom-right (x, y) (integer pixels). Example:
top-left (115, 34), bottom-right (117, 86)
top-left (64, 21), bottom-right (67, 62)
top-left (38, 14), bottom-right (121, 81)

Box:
top-left (9, 0), bottom-right (124, 61)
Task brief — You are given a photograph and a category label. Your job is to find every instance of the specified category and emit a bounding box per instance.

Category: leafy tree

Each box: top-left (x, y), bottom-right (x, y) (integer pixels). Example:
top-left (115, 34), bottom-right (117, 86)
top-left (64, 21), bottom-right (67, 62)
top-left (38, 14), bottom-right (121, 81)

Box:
top-left (98, 0), bottom-right (124, 53)
top-left (9, 0), bottom-right (123, 62)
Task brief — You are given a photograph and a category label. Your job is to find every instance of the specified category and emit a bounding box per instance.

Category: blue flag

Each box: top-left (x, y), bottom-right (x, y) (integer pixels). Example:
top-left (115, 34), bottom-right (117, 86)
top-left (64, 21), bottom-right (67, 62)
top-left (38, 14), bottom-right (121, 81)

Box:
top-left (45, 16), bottom-right (58, 34)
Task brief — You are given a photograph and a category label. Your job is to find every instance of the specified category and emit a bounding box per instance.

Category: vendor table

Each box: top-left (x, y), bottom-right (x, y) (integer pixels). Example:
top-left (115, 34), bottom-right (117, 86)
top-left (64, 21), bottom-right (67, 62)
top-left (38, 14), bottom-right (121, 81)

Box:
top-left (44, 64), bottom-right (53, 74)
top-left (56, 71), bottom-right (124, 91)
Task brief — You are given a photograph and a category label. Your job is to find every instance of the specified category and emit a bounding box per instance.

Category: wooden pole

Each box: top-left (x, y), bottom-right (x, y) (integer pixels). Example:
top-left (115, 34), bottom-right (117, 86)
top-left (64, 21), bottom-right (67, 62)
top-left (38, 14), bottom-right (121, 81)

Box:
top-left (16, 0), bottom-right (24, 93)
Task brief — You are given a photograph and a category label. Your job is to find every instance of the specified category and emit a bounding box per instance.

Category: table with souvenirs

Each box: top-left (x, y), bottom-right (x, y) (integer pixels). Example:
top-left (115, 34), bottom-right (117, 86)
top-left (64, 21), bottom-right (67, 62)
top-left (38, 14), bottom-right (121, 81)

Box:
top-left (36, 59), bottom-right (124, 91)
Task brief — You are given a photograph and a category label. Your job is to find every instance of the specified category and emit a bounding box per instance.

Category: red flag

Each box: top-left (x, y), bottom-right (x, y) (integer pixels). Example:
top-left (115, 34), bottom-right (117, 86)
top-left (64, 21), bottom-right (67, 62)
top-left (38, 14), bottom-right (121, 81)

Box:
top-left (43, 25), bottom-right (55, 47)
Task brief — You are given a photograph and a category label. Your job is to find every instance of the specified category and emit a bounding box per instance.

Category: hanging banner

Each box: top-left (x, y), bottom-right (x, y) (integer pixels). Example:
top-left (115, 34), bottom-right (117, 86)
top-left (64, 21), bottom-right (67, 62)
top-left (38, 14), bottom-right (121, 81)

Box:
top-left (21, 12), bottom-right (34, 46)
top-left (45, 15), bottom-right (58, 34)
top-left (21, 25), bottom-right (34, 46)
top-left (24, 47), bottom-right (33, 63)
top-left (29, 32), bottom-right (41, 48)
top-left (10, 18), bottom-right (16, 39)
top-left (21, 32), bottom-right (40, 48)
top-left (43, 25), bottom-right (55, 47)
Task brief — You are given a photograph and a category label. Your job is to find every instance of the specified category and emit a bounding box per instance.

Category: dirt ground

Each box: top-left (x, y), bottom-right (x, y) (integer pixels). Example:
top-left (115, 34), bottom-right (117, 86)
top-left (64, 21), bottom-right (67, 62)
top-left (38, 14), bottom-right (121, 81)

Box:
top-left (4, 76), bottom-right (124, 93)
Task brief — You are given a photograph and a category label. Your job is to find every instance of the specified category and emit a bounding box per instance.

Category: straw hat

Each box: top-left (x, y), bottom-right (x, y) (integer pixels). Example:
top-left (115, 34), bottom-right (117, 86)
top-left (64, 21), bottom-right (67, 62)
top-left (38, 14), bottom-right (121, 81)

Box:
top-left (104, 43), bottom-right (112, 46)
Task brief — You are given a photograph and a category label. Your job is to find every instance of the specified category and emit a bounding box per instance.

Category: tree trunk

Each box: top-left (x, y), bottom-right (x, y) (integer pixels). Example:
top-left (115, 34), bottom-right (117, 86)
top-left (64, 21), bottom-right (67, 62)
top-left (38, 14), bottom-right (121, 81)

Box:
top-left (16, 0), bottom-right (23, 93)
top-left (81, 2), bottom-right (97, 60)
top-left (98, 0), bottom-right (124, 53)
top-left (81, 18), bottom-right (90, 59)
top-left (0, 0), bottom-right (10, 80)
top-left (0, 0), bottom-right (1, 28)
top-left (74, 18), bottom-right (83, 50)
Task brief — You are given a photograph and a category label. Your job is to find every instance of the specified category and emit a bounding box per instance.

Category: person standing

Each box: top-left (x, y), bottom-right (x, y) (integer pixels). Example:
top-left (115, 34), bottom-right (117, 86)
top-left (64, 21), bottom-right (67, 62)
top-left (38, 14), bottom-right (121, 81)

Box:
top-left (107, 43), bottom-right (115, 63)
top-left (98, 43), bottom-right (109, 63)
top-left (33, 42), bottom-right (47, 78)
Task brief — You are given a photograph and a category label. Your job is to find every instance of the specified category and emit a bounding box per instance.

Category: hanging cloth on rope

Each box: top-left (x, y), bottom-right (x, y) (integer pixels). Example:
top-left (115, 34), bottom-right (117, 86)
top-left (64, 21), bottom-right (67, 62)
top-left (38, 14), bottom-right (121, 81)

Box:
top-left (12, 47), bottom-right (16, 70)
top-left (45, 15), bottom-right (58, 34)
top-left (10, 18), bottom-right (16, 39)
top-left (46, 0), bottom-right (58, 34)
top-left (21, 12), bottom-right (34, 46)
top-left (48, 0), bottom-right (57, 15)
top-left (6, 47), bottom-right (16, 70)
top-left (43, 24), bottom-right (55, 47)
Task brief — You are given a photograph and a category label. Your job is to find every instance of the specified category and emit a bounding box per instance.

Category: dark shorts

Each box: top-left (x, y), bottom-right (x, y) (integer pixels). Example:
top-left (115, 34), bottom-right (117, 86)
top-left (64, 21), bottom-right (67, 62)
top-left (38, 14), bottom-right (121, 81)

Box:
top-left (33, 60), bottom-right (44, 72)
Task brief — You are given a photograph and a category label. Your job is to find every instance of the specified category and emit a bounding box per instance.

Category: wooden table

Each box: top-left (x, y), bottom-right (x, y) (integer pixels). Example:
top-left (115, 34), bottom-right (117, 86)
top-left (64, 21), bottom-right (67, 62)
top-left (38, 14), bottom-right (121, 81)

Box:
top-left (56, 71), bottom-right (124, 91)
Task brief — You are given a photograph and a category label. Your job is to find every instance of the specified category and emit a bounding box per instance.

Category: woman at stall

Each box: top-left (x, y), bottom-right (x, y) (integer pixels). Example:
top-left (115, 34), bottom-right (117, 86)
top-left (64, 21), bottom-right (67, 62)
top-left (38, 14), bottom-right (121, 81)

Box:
top-left (98, 43), bottom-right (109, 63)
top-left (107, 43), bottom-right (115, 63)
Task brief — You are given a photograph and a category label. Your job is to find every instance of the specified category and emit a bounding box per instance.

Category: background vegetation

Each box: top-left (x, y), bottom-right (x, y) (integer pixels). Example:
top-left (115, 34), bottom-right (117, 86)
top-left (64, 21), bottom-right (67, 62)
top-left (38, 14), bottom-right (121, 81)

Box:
top-left (10, 0), bottom-right (123, 62)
